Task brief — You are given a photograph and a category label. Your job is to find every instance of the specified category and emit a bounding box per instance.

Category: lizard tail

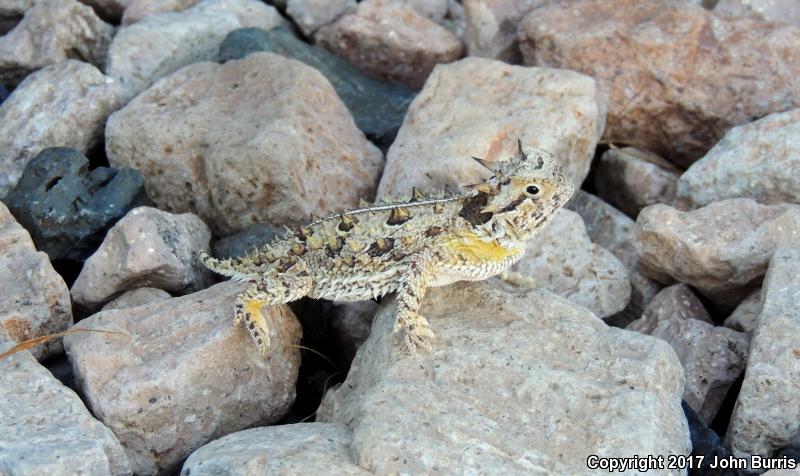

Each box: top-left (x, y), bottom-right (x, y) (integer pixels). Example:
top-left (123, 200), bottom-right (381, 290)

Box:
top-left (198, 252), bottom-right (257, 282)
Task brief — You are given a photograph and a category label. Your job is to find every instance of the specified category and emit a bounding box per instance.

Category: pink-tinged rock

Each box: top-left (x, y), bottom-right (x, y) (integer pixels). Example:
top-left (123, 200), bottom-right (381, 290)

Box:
top-left (462, 0), bottom-right (546, 61)
top-left (0, 344), bottom-right (131, 475)
top-left (635, 199), bottom-right (800, 310)
top-left (376, 57), bottom-right (605, 197)
top-left (316, 0), bottom-right (463, 89)
top-left (677, 108), bottom-right (800, 208)
top-left (106, 52), bottom-right (383, 235)
top-left (627, 287), bottom-right (749, 423)
top-left (566, 190), bottom-right (662, 326)
top-left (63, 281), bottom-right (302, 475)
top-left (106, 0), bottom-right (287, 99)
top-left (729, 247), bottom-right (800, 459)
top-left (595, 147), bottom-right (680, 218)
top-left (71, 207), bottom-right (213, 311)
top-left (121, 0), bottom-right (197, 25)
top-left (102, 287), bottom-right (172, 311)
top-left (519, 0), bottom-right (800, 166)
top-left (723, 289), bottom-right (762, 334)
top-left (0, 0), bottom-right (113, 85)
top-left (286, 0), bottom-right (355, 36)
top-left (0, 202), bottom-right (72, 361)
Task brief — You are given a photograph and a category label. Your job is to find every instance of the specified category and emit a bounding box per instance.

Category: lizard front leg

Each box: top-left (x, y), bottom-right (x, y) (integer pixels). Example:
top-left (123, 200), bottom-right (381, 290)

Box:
top-left (393, 252), bottom-right (437, 353)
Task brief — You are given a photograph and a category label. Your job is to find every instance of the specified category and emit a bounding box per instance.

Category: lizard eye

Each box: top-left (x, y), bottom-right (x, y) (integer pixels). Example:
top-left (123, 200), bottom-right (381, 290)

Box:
top-left (525, 185), bottom-right (542, 197)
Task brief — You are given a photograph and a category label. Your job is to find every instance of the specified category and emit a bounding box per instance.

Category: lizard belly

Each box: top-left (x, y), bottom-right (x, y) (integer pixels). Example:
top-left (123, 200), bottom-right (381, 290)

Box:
top-left (431, 236), bottom-right (525, 287)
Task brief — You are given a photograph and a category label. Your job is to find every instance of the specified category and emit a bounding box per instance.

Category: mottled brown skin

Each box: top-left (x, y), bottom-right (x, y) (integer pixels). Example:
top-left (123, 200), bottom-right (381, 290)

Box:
top-left (201, 144), bottom-right (574, 354)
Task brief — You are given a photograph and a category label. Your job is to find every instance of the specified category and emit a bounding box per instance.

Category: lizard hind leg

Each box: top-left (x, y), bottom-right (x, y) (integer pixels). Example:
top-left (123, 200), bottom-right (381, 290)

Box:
top-left (393, 255), bottom-right (437, 353)
top-left (234, 287), bottom-right (274, 355)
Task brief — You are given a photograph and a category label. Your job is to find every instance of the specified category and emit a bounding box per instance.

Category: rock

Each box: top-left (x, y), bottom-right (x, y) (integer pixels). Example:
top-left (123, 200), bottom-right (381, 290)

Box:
top-left (635, 199), bottom-right (800, 310)
top-left (682, 401), bottom-right (736, 476)
top-left (316, 0), bottom-right (463, 89)
top-left (106, 0), bottom-right (287, 100)
top-left (0, 82), bottom-right (7, 103)
top-left (628, 285), bottom-right (749, 423)
top-left (318, 280), bottom-right (690, 473)
top-left (0, 0), bottom-right (36, 18)
top-left (121, 0), bottom-right (197, 25)
top-left (286, 0), bottom-right (354, 37)
top-left (376, 57), bottom-right (605, 198)
top-left (512, 208), bottom-right (631, 319)
top-left (0, 201), bottom-right (72, 361)
top-left (329, 300), bottom-right (377, 364)
top-left (519, 0), bottom-right (800, 166)
top-left (566, 190), bottom-right (662, 326)
top-left (0, 0), bottom-right (113, 86)
top-left (106, 52), bottom-right (383, 235)
top-left (71, 206), bottom-right (213, 311)
top-left (594, 147), bottom-right (680, 218)
top-left (102, 287), bottom-right (172, 311)
top-left (218, 27), bottom-right (416, 146)
top-left (677, 108), bottom-right (800, 208)
top-left (181, 423), bottom-right (369, 475)
top-left (714, 0), bottom-right (800, 26)
top-left (79, 0), bottom-right (126, 20)
top-left (0, 344), bottom-right (131, 475)
top-left (0, 61), bottom-right (124, 197)
top-left (723, 289), bottom-right (762, 334)
top-left (3, 147), bottom-right (150, 261)
top-left (627, 284), bottom-right (712, 335)
top-left (462, 0), bottom-right (545, 61)
top-left (729, 247), bottom-right (800, 459)
top-left (212, 223), bottom-right (281, 260)
top-left (64, 281), bottom-right (302, 475)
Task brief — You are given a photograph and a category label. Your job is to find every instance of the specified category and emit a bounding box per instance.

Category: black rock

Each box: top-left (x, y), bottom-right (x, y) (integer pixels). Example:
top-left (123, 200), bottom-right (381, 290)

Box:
top-left (683, 400), bottom-right (737, 476)
top-left (2, 147), bottom-right (150, 261)
top-left (219, 27), bottom-right (416, 148)
top-left (0, 82), bottom-right (8, 104)
top-left (212, 223), bottom-right (281, 259)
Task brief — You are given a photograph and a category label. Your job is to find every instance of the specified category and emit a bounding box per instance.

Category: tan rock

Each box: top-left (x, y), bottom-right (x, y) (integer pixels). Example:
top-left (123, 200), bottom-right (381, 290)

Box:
top-left (0, 0), bottom-right (113, 85)
top-left (677, 108), bottom-right (800, 208)
top-left (376, 57), bottom-right (605, 198)
top-left (121, 0), bottom-right (197, 25)
top-left (519, 0), bottom-right (800, 166)
top-left (0, 344), bottom-right (131, 475)
top-left (0, 202), bottom-right (72, 361)
top-left (102, 287), bottom-right (172, 311)
top-left (181, 423), bottom-right (369, 475)
top-left (730, 247), bottom-right (800, 458)
top-left (71, 207), bottom-right (213, 310)
top-left (0, 60), bottom-right (124, 196)
top-left (595, 147), bottom-right (680, 218)
top-left (635, 199), bottom-right (800, 309)
top-left (462, 0), bottom-right (546, 61)
top-left (723, 289), bottom-right (762, 334)
top-left (106, 0), bottom-right (287, 99)
top-left (318, 281), bottom-right (690, 474)
top-left (566, 190), bottom-right (662, 326)
top-left (64, 281), bottom-right (302, 475)
top-left (286, 0), bottom-right (355, 36)
top-left (512, 208), bottom-right (631, 319)
top-left (316, 0), bottom-right (463, 89)
top-left (106, 52), bottom-right (383, 235)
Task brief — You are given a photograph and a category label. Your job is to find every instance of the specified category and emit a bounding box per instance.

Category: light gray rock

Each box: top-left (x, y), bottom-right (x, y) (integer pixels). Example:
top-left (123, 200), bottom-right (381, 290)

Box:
top-left (595, 147), bottom-right (680, 218)
top-left (71, 206), bottom-right (213, 310)
top-left (376, 57), bottom-right (606, 198)
top-left (315, 0), bottom-right (463, 89)
top-left (101, 287), bottom-right (172, 311)
top-left (723, 289), bottom-right (762, 334)
top-left (0, 343), bottom-right (131, 475)
top-left (635, 199), bottom-right (800, 310)
top-left (0, 0), bottom-right (113, 86)
top-left (729, 247), bottom-right (800, 459)
top-left (627, 285), bottom-right (748, 423)
top-left (106, 52), bottom-right (383, 235)
top-left (462, 0), bottom-right (547, 61)
top-left (181, 423), bottom-right (369, 475)
top-left (286, 0), bottom-right (354, 36)
top-left (0, 61), bottom-right (124, 197)
top-left (512, 208), bottom-right (631, 319)
top-left (318, 280), bottom-right (690, 475)
top-left (120, 0), bottom-right (197, 25)
top-left (0, 202), bottom-right (72, 361)
top-left (567, 190), bottom-right (662, 326)
top-left (714, 0), bottom-right (800, 26)
top-left (106, 0), bottom-right (287, 100)
top-left (677, 108), bottom-right (800, 208)
top-left (64, 281), bottom-right (302, 475)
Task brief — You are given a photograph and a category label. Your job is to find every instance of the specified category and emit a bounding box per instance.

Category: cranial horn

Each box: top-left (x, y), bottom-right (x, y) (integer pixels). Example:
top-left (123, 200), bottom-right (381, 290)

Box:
top-left (515, 139), bottom-right (528, 161)
top-left (464, 183), bottom-right (494, 194)
top-left (471, 156), bottom-right (493, 171)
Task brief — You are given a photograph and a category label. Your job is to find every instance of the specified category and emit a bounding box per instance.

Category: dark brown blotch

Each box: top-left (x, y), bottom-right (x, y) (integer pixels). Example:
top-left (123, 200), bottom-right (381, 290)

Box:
top-left (367, 237), bottom-right (395, 257)
top-left (459, 192), bottom-right (493, 226)
top-left (325, 236), bottom-right (344, 257)
top-left (387, 207), bottom-right (412, 226)
top-left (498, 198), bottom-right (524, 214)
top-left (338, 213), bottom-right (357, 232)
top-left (425, 226), bottom-right (442, 237)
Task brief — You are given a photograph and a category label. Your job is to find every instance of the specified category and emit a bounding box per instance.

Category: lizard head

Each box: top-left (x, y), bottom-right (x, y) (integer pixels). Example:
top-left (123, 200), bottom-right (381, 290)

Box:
top-left (465, 142), bottom-right (574, 240)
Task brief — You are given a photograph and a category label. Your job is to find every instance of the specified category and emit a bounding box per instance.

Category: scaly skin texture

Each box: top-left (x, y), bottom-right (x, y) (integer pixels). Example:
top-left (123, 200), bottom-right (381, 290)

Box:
top-left (201, 144), bottom-right (574, 354)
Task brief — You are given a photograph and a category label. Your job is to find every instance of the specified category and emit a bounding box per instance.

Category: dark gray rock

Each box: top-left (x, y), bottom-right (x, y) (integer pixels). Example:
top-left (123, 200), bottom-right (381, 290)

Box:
top-left (0, 82), bottom-right (7, 104)
top-left (218, 27), bottom-right (415, 147)
top-left (2, 147), bottom-right (150, 261)
top-left (212, 223), bottom-right (281, 259)
top-left (682, 401), bottom-right (736, 476)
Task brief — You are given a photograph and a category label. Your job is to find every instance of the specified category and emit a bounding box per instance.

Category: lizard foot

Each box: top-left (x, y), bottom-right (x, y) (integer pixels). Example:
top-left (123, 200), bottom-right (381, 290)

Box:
top-left (235, 295), bottom-right (272, 355)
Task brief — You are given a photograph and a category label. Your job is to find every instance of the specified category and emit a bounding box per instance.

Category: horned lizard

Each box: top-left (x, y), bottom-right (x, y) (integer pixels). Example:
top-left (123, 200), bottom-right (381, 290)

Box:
top-left (200, 142), bottom-right (574, 355)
